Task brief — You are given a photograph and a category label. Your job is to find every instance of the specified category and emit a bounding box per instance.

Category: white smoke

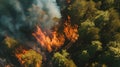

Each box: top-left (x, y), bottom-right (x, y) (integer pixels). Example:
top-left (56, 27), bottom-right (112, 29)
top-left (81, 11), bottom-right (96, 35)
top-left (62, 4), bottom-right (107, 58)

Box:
top-left (0, 0), bottom-right (62, 65)
top-left (29, 0), bottom-right (61, 29)
top-left (0, 0), bottom-right (25, 37)
top-left (36, 0), bottom-right (61, 18)
top-left (0, 0), bottom-right (61, 41)
top-left (9, 0), bottom-right (23, 12)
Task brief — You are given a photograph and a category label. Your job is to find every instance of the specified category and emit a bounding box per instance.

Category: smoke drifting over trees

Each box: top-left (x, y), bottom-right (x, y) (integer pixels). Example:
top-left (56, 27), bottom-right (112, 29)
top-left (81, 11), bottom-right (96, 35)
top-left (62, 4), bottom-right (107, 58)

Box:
top-left (0, 0), bottom-right (120, 67)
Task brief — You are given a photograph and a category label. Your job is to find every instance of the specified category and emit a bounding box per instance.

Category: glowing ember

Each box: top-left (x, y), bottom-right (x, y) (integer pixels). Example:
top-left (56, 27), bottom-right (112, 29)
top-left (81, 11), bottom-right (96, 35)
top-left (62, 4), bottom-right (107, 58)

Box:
top-left (15, 47), bottom-right (42, 67)
top-left (32, 26), bottom-right (65, 52)
top-left (15, 47), bottom-right (28, 64)
top-left (64, 22), bottom-right (79, 42)
top-left (64, 16), bottom-right (79, 42)
top-left (32, 14), bottom-right (79, 52)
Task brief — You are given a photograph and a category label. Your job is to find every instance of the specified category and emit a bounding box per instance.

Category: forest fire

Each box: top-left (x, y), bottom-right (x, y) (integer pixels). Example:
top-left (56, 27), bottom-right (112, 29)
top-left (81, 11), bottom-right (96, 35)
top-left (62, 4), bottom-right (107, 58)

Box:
top-left (14, 1), bottom-right (79, 66)
top-left (32, 26), bottom-right (65, 52)
top-left (15, 46), bottom-right (42, 67)
top-left (0, 0), bottom-right (120, 67)
top-left (32, 15), bottom-right (79, 52)
top-left (64, 16), bottom-right (79, 42)
top-left (15, 47), bottom-right (28, 64)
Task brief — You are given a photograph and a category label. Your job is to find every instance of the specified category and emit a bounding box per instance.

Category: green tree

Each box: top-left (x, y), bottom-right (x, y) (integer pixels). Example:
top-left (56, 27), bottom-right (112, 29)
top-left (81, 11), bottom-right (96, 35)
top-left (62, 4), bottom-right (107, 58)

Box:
top-left (3, 36), bottom-right (18, 49)
top-left (21, 50), bottom-right (42, 67)
top-left (100, 0), bottom-right (115, 10)
top-left (77, 50), bottom-right (90, 66)
top-left (52, 50), bottom-right (76, 67)
top-left (100, 9), bottom-right (120, 44)
top-left (69, 0), bottom-right (98, 24)
top-left (113, 33), bottom-right (120, 41)
top-left (114, 0), bottom-right (120, 13)
top-left (79, 19), bottom-right (100, 43)
top-left (99, 41), bottom-right (120, 67)
top-left (87, 41), bottom-right (102, 56)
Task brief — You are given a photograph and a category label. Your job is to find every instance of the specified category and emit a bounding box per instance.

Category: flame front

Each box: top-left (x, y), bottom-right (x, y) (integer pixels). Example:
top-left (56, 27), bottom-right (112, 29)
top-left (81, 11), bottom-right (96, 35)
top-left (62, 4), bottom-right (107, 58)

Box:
top-left (32, 16), bottom-right (79, 52)
top-left (15, 47), bottom-right (42, 67)
top-left (64, 16), bottom-right (79, 42)
top-left (32, 26), bottom-right (65, 52)
top-left (15, 47), bottom-right (28, 64)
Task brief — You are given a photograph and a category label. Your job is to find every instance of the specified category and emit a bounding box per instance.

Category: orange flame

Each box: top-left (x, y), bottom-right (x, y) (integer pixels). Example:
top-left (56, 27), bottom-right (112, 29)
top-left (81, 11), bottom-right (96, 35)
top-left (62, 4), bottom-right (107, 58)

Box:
top-left (32, 15), bottom-right (79, 52)
top-left (15, 47), bottom-right (28, 64)
top-left (64, 15), bottom-right (79, 42)
top-left (64, 22), bottom-right (79, 42)
top-left (32, 26), bottom-right (65, 52)
top-left (15, 47), bottom-right (42, 67)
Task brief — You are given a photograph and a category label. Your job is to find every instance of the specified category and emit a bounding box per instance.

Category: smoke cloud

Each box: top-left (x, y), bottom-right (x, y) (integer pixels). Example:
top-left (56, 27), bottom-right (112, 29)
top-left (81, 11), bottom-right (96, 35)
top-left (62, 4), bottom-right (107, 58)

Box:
top-left (30, 0), bottom-right (61, 29)
top-left (0, 0), bottom-right (63, 55)
top-left (36, 0), bottom-right (61, 18)
top-left (0, 0), bottom-right (61, 42)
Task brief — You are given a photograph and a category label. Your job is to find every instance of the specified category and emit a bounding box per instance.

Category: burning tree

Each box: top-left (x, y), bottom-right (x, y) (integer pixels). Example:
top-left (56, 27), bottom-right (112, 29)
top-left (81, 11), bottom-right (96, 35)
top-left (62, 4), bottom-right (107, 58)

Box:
top-left (30, 5), bottom-right (79, 52)
top-left (15, 47), bottom-right (42, 67)
top-left (2, 0), bottom-right (120, 67)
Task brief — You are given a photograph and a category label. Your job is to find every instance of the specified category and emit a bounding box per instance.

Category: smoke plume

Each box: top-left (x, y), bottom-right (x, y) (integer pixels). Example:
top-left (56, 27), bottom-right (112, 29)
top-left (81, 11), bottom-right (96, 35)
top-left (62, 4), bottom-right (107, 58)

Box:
top-left (29, 0), bottom-right (61, 30)
top-left (0, 0), bottom-right (61, 43)
top-left (0, 0), bottom-right (79, 66)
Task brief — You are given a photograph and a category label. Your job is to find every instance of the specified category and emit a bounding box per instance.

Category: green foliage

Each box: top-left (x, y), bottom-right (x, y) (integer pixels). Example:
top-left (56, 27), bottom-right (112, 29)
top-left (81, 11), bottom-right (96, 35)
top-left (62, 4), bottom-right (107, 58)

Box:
top-left (74, 41), bottom-right (103, 66)
top-left (0, 0), bottom-right (120, 67)
top-left (3, 37), bottom-right (18, 48)
top-left (87, 27), bottom-right (100, 40)
top-left (90, 62), bottom-right (107, 67)
top-left (58, 0), bottom-right (120, 67)
top-left (21, 50), bottom-right (42, 67)
top-left (79, 20), bottom-right (100, 43)
top-left (113, 33), bottom-right (120, 41)
top-left (81, 19), bottom-right (95, 27)
top-left (94, 11), bottom-right (109, 29)
top-left (52, 50), bottom-right (76, 67)
top-left (88, 41), bottom-right (102, 56)
top-left (108, 9), bottom-right (120, 31)
top-left (114, 0), bottom-right (120, 12)
top-left (108, 41), bottom-right (120, 58)
top-left (80, 50), bottom-right (90, 61)
top-left (99, 41), bottom-right (120, 67)
top-left (100, 0), bottom-right (115, 10)
top-left (68, 0), bottom-right (98, 24)
top-left (99, 9), bottom-right (120, 44)
top-left (77, 50), bottom-right (90, 66)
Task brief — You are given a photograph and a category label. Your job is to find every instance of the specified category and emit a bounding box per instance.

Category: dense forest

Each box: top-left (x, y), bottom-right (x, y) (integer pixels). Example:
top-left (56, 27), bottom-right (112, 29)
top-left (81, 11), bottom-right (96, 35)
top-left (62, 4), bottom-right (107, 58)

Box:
top-left (0, 0), bottom-right (120, 67)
